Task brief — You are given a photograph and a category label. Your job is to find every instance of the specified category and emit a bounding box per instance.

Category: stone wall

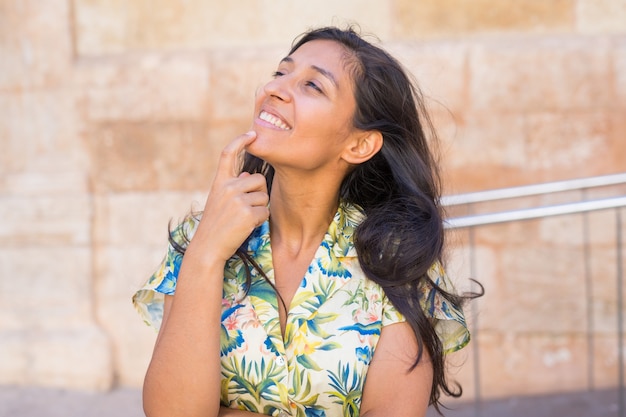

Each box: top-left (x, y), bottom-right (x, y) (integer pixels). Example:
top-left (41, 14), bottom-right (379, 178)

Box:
top-left (1, 0), bottom-right (625, 399)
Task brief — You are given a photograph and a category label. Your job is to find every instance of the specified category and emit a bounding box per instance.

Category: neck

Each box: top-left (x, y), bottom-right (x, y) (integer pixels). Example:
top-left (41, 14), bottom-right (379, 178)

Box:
top-left (268, 172), bottom-right (342, 253)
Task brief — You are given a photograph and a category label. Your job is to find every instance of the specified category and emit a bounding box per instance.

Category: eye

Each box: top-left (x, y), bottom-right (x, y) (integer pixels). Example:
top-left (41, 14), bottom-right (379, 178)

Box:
top-left (305, 81), bottom-right (323, 93)
top-left (272, 71), bottom-right (284, 78)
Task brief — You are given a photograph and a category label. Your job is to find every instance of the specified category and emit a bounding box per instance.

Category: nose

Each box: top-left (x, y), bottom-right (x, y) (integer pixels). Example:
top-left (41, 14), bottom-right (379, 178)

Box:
top-left (262, 75), bottom-right (292, 102)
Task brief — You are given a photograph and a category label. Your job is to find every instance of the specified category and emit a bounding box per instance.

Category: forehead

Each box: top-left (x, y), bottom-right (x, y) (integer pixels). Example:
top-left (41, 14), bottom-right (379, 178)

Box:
top-left (288, 39), bottom-right (356, 84)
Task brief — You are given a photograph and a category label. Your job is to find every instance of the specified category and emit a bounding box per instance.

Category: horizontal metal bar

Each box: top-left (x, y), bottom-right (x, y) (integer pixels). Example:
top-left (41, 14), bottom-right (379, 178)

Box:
top-left (445, 196), bottom-right (626, 229)
top-left (442, 172), bottom-right (626, 206)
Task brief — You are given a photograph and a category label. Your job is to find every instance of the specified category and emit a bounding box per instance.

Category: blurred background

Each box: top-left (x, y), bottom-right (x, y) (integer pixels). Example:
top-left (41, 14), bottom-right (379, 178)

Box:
top-left (1, 0), bottom-right (625, 416)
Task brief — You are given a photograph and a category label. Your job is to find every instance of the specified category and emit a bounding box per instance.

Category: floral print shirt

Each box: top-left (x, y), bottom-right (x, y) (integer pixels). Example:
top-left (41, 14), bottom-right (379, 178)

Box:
top-left (133, 202), bottom-right (470, 417)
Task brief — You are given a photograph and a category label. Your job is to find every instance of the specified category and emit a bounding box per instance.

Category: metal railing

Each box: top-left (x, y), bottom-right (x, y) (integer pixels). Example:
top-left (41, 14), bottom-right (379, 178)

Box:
top-left (443, 173), bottom-right (626, 417)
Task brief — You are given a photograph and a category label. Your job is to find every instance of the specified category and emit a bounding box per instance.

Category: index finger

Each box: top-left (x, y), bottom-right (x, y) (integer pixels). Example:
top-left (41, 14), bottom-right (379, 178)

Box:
top-left (216, 131), bottom-right (257, 179)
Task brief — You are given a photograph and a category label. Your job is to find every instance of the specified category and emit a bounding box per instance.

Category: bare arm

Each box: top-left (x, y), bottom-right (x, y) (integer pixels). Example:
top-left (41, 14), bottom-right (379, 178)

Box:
top-left (142, 132), bottom-right (270, 417)
top-left (151, 298), bottom-right (268, 417)
top-left (359, 322), bottom-right (433, 417)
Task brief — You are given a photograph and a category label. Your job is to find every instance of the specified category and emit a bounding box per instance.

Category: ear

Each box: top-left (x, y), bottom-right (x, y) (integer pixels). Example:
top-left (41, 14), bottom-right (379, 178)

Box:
top-left (341, 130), bottom-right (383, 165)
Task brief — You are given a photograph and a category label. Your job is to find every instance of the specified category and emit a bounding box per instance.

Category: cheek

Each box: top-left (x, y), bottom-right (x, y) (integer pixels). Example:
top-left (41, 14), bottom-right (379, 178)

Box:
top-left (252, 85), bottom-right (270, 114)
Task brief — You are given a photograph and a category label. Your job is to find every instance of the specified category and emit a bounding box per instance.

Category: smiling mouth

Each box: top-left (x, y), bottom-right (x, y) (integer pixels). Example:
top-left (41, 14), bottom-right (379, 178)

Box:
top-left (259, 111), bottom-right (291, 130)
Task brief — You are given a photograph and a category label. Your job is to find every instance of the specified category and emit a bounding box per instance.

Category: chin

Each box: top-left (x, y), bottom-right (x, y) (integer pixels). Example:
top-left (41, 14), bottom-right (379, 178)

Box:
top-left (244, 140), bottom-right (270, 162)
top-left (247, 130), bottom-right (280, 155)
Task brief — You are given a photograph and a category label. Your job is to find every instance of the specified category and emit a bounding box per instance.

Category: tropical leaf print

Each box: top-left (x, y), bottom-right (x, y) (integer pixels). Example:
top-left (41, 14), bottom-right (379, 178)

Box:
top-left (220, 304), bottom-right (245, 356)
top-left (248, 278), bottom-right (279, 308)
top-left (337, 322), bottom-right (381, 337)
top-left (292, 279), bottom-right (336, 314)
top-left (153, 252), bottom-right (181, 295)
top-left (317, 241), bottom-right (352, 279)
top-left (221, 356), bottom-right (282, 408)
top-left (355, 346), bottom-right (372, 365)
top-left (327, 362), bottom-right (362, 417)
top-left (304, 407), bottom-right (327, 417)
top-left (287, 311), bottom-right (340, 342)
top-left (304, 312), bottom-right (340, 340)
top-left (287, 369), bottom-right (326, 417)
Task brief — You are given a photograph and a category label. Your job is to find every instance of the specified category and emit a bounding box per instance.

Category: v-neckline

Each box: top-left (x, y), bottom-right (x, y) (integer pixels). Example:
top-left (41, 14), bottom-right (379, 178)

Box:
top-left (244, 202), bottom-right (362, 352)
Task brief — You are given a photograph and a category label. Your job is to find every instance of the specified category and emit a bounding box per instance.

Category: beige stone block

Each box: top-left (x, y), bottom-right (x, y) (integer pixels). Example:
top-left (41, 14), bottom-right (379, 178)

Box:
top-left (475, 242), bottom-right (588, 334)
top-left (607, 110), bottom-right (626, 172)
top-left (525, 111), bottom-right (612, 173)
top-left (587, 230), bottom-right (626, 334)
top-left (0, 92), bottom-right (87, 180)
top-left (208, 47), bottom-right (284, 124)
top-left (0, 331), bottom-right (29, 385)
top-left (95, 246), bottom-right (162, 386)
top-left (430, 109), bottom-right (465, 188)
top-left (537, 213), bottom-right (586, 246)
top-left (444, 241), bottom-right (494, 298)
top-left (0, 196), bottom-right (91, 245)
top-left (477, 332), bottom-right (588, 399)
top-left (86, 122), bottom-right (216, 192)
top-left (74, 0), bottom-right (391, 56)
top-left (388, 41), bottom-right (469, 114)
top-left (249, 1), bottom-right (392, 43)
top-left (0, 326), bottom-right (113, 390)
top-left (442, 111), bottom-right (528, 190)
top-left (92, 196), bottom-right (212, 385)
top-left (29, 326), bottom-right (113, 390)
top-left (592, 334), bottom-right (624, 389)
top-left (473, 219), bottom-right (541, 246)
top-left (587, 209), bottom-right (621, 246)
top-left (76, 53), bottom-right (210, 122)
top-left (0, 247), bottom-right (93, 330)
top-left (445, 341), bottom-right (478, 400)
top-left (0, 0), bottom-right (72, 90)
top-left (206, 120), bottom-right (260, 160)
top-left (93, 191), bottom-right (206, 247)
top-left (0, 172), bottom-right (89, 198)
top-left (470, 205), bottom-right (608, 245)
top-left (616, 42), bottom-right (626, 107)
top-left (469, 38), bottom-right (611, 112)
top-left (442, 241), bottom-right (473, 287)
top-left (591, 296), bottom-right (620, 335)
top-left (577, 0), bottom-right (626, 33)
top-left (442, 243), bottom-right (495, 333)
top-left (392, 0), bottom-right (574, 39)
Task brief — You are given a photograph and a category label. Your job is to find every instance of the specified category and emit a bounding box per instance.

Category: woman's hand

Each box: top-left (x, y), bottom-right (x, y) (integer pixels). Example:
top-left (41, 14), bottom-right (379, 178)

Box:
top-left (188, 130), bottom-right (269, 263)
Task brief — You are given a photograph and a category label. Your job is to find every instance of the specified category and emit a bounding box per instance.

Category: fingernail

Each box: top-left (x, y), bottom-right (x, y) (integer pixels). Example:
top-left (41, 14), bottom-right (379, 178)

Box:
top-left (245, 130), bottom-right (256, 137)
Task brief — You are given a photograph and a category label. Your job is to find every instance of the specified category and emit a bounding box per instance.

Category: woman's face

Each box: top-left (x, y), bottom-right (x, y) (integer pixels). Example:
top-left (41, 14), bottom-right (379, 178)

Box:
top-left (247, 39), bottom-right (361, 173)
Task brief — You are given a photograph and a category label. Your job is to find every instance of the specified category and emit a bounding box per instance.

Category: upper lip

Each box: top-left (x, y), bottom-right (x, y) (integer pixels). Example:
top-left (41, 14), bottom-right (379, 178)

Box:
top-left (259, 107), bottom-right (291, 130)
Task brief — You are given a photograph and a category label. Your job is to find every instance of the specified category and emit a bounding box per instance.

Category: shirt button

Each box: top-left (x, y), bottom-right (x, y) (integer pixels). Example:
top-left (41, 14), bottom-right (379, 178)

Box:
top-left (276, 356), bottom-right (285, 366)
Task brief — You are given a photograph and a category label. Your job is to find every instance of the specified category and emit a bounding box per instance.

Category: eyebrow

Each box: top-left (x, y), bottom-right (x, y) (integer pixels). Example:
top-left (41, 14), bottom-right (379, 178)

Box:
top-left (280, 56), bottom-right (339, 89)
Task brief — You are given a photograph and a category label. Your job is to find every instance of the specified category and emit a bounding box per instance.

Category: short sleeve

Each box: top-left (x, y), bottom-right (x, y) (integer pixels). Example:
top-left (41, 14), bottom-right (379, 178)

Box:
top-left (132, 216), bottom-right (199, 331)
top-left (380, 291), bottom-right (406, 327)
top-left (421, 262), bottom-right (470, 354)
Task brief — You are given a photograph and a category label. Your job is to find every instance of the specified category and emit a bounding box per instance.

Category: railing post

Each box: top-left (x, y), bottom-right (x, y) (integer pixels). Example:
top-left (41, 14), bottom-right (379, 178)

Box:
top-left (617, 208), bottom-right (624, 417)
top-left (582, 192), bottom-right (595, 391)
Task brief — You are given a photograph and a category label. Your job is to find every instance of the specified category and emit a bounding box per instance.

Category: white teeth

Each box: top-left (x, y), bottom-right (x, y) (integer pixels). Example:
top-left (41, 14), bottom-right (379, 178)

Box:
top-left (259, 111), bottom-right (291, 130)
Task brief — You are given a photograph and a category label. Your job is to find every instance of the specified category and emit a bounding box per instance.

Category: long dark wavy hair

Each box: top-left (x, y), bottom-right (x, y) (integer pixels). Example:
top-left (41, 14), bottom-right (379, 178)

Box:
top-left (171, 26), bottom-right (481, 414)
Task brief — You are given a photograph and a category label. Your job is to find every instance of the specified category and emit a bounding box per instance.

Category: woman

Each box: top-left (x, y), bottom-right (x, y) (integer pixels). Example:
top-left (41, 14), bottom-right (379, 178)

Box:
top-left (134, 26), bottom-right (476, 417)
